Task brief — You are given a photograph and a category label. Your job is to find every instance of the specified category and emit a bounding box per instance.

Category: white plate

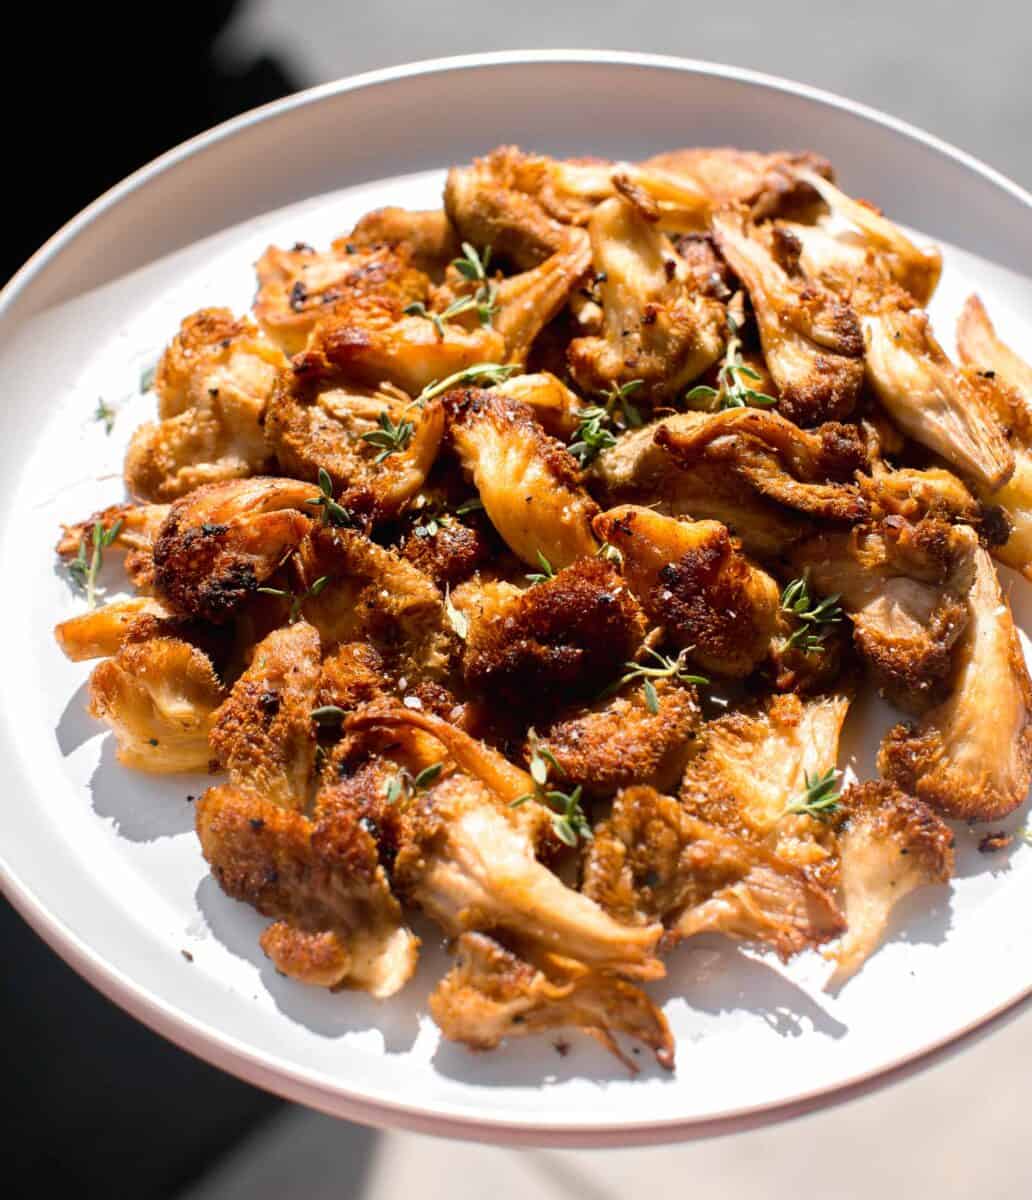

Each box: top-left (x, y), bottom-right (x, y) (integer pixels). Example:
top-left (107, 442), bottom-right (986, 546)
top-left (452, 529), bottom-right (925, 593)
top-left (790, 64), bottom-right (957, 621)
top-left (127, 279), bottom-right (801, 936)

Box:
top-left (2, 52), bottom-right (1031, 1147)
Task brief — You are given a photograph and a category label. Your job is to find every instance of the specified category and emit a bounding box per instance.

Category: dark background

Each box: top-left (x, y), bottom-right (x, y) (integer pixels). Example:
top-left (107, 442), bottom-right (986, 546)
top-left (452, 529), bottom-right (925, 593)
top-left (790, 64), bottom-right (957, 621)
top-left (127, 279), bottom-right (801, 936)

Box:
top-left (4, 5), bottom-right (1030, 1198)
top-left (4, 7), bottom-right (296, 1195)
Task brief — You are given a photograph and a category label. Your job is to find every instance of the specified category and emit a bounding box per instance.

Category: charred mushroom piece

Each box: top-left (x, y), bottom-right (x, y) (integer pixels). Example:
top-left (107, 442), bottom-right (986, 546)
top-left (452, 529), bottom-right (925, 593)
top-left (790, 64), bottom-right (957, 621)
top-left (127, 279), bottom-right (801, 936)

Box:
top-left (957, 294), bottom-right (1032, 579)
top-left (859, 282), bottom-right (1013, 493)
top-left (393, 773), bottom-right (665, 978)
top-left (533, 679), bottom-right (701, 797)
top-left (126, 308), bottom-right (286, 501)
top-left (712, 215), bottom-right (864, 425)
top-left (196, 780), bottom-right (419, 997)
top-left (583, 786), bottom-right (844, 960)
top-left (460, 557), bottom-right (647, 706)
top-left (793, 168), bottom-right (942, 304)
top-left (879, 546), bottom-right (1032, 820)
top-left (829, 782), bottom-right (954, 986)
top-left (447, 387), bottom-right (599, 568)
top-left (567, 196), bottom-right (726, 403)
top-left (794, 519), bottom-right (977, 713)
top-left (655, 408), bottom-right (869, 523)
top-left (253, 239), bottom-right (428, 355)
top-left (594, 505), bottom-right (780, 678)
top-left (430, 932), bottom-right (674, 1072)
top-left (152, 477), bottom-right (319, 622)
top-left (88, 632), bottom-right (225, 773)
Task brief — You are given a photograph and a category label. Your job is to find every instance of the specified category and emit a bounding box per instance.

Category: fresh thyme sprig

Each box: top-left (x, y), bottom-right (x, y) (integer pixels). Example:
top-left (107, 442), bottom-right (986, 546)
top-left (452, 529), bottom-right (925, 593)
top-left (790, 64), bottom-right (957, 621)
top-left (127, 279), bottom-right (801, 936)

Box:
top-left (568, 405), bottom-right (618, 466)
top-left (257, 574), bottom-right (330, 623)
top-left (602, 379), bottom-right (645, 430)
top-left (785, 768), bottom-right (842, 819)
top-left (387, 762), bottom-right (444, 807)
top-left (684, 312), bottom-right (777, 410)
top-left (94, 399), bottom-right (116, 435)
top-left (413, 362), bottom-right (518, 408)
top-left (360, 410), bottom-right (415, 463)
top-left (304, 467), bottom-right (355, 527)
top-left (68, 518), bottom-right (124, 610)
top-left (509, 730), bottom-right (592, 847)
top-left (404, 295), bottom-right (475, 338)
top-left (452, 242), bottom-right (500, 326)
top-left (780, 576), bottom-right (843, 653)
top-left (525, 550), bottom-right (557, 585)
top-left (403, 243), bottom-right (498, 337)
top-left (600, 646), bottom-right (709, 713)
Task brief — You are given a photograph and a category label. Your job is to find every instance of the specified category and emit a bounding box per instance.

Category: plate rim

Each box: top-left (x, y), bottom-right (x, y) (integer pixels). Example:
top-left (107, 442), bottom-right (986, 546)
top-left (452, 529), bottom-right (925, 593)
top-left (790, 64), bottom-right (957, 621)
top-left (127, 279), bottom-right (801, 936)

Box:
top-left (2, 49), bottom-right (1031, 1146)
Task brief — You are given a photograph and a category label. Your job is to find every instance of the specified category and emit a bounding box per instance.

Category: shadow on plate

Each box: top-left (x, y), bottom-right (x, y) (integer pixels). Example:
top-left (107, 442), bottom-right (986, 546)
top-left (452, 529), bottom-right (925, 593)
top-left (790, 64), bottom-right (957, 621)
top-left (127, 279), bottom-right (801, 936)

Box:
top-left (653, 935), bottom-right (848, 1039)
top-left (56, 679), bottom-right (99, 757)
top-left (87, 734), bottom-right (201, 842)
top-left (195, 874), bottom-right (433, 1053)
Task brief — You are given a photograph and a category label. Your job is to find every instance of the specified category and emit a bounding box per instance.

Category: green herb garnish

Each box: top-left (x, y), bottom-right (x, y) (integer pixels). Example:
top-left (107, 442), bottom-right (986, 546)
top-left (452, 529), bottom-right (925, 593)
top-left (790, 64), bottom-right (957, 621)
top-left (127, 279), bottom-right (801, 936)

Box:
top-left (452, 242), bottom-right (500, 326)
top-left (412, 495), bottom-right (484, 538)
top-left (525, 550), bottom-right (557, 585)
top-left (568, 405), bottom-right (619, 466)
top-left (602, 379), bottom-right (645, 430)
top-left (140, 363), bottom-right (157, 393)
top-left (785, 768), bottom-right (842, 819)
top-left (780, 576), bottom-right (843, 653)
top-left (509, 730), bottom-right (592, 847)
top-left (413, 362), bottom-right (518, 408)
top-left (403, 243), bottom-right (498, 336)
top-left (257, 574), bottom-right (330, 623)
top-left (69, 518), bottom-right (124, 609)
top-left (601, 646), bottom-right (708, 706)
top-left (304, 467), bottom-right (355, 527)
top-left (312, 705), bottom-right (347, 726)
top-left (360, 410), bottom-right (415, 464)
top-left (386, 762), bottom-right (444, 807)
top-left (685, 312), bottom-right (777, 410)
top-left (94, 399), bottom-right (116, 435)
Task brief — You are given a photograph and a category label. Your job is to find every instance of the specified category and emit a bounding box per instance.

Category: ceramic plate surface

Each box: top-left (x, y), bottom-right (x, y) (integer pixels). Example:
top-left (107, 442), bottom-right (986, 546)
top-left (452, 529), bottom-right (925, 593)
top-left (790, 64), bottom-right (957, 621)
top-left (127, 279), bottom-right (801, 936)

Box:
top-left (2, 52), bottom-right (1031, 1146)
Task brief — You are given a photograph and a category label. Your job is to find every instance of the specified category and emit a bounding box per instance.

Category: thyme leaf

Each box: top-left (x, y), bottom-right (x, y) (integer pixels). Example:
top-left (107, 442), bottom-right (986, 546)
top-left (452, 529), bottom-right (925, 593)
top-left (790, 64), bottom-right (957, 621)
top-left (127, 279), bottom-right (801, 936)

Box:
top-left (600, 645), bottom-right (708, 701)
top-left (510, 729), bottom-right (590, 847)
top-left (596, 540), bottom-right (624, 569)
top-left (780, 576), bottom-right (843, 653)
top-left (525, 550), bottom-right (557, 585)
top-left (785, 768), bottom-right (842, 819)
top-left (257, 574), bottom-right (331, 623)
top-left (414, 362), bottom-right (518, 408)
top-left (451, 242), bottom-right (500, 326)
top-left (601, 379), bottom-right (645, 430)
top-left (360, 410), bottom-right (415, 464)
top-left (94, 399), bottom-right (116, 435)
top-left (386, 762), bottom-right (444, 807)
top-left (568, 405), bottom-right (618, 466)
top-left (312, 705), bottom-right (347, 725)
top-left (684, 312), bottom-right (777, 411)
top-left (140, 363), bottom-right (157, 393)
top-left (70, 518), bottom-right (124, 610)
top-left (304, 467), bottom-right (355, 527)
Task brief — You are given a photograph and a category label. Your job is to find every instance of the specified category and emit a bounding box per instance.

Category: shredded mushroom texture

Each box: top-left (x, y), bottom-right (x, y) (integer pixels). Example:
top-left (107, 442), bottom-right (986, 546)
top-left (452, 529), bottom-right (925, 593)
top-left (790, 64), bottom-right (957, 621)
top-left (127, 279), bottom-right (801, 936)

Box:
top-left (52, 141), bottom-right (1032, 1075)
